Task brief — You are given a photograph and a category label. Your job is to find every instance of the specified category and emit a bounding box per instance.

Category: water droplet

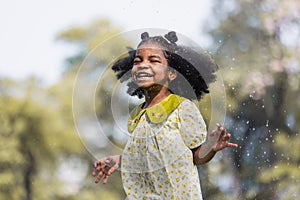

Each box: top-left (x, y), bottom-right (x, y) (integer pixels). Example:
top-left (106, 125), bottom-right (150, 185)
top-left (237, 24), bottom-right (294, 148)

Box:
top-left (246, 120), bottom-right (249, 124)
top-left (232, 57), bottom-right (235, 61)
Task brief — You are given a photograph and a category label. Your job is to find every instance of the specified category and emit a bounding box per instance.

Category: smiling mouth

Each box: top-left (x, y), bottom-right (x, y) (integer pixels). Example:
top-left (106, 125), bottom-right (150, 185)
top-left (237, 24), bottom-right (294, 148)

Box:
top-left (136, 72), bottom-right (153, 79)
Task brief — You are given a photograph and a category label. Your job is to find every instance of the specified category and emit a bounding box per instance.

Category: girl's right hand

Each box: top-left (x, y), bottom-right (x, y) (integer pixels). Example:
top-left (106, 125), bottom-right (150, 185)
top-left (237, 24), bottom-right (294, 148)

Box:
top-left (92, 155), bottom-right (121, 184)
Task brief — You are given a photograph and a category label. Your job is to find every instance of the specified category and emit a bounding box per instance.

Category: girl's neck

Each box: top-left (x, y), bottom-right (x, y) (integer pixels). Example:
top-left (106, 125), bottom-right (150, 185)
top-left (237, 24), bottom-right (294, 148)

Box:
top-left (143, 86), bottom-right (171, 108)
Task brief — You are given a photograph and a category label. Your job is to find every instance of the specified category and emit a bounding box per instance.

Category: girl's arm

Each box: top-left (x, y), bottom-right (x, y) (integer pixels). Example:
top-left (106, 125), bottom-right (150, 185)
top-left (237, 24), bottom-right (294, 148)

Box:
top-left (93, 155), bottom-right (121, 184)
top-left (192, 145), bottom-right (216, 165)
top-left (192, 124), bottom-right (238, 165)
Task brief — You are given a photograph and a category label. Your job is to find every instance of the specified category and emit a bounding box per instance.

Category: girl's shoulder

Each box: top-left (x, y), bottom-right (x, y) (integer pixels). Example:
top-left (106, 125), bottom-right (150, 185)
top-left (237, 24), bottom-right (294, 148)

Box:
top-left (175, 94), bottom-right (199, 108)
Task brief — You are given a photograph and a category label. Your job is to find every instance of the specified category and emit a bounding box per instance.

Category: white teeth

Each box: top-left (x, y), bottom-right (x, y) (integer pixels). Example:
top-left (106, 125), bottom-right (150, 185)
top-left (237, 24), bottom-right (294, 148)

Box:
top-left (136, 72), bottom-right (152, 78)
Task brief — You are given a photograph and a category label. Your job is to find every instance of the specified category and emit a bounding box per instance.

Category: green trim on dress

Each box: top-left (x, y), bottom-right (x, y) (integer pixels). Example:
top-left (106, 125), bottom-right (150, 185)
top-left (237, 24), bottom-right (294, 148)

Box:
top-left (128, 94), bottom-right (186, 133)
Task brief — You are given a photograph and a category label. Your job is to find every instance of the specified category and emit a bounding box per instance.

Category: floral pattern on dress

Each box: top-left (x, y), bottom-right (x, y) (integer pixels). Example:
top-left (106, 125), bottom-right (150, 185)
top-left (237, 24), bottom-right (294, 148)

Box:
top-left (122, 99), bottom-right (207, 200)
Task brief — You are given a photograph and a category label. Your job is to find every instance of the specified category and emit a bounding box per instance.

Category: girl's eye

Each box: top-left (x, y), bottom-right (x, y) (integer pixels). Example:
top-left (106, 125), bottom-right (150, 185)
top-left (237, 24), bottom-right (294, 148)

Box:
top-left (133, 59), bottom-right (141, 64)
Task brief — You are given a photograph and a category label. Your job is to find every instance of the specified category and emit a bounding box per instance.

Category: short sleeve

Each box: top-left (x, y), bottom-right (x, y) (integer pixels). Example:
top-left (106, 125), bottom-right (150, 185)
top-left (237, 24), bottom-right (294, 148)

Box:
top-left (178, 100), bottom-right (207, 149)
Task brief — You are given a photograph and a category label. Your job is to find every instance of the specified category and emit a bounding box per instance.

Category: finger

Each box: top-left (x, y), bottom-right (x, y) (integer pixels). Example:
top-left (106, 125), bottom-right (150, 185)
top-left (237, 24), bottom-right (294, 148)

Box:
top-left (92, 168), bottom-right (97, 177)
top-left (210, 130), bottom-right (216, 136)
top-left (98, 161), bottom-right (107, 171)
top-left (216, 124), bottom-right (225, 133)
top-left (93, 161), bottom-right (102, 176)
top-left (107, 163), bottom-right (119, 175)
top-left (103, 164), bottom-right (116, 176)
top-left (102, 174), bottom-right (110, 184)
top-left (94, 160), bottom-right (104, 170)
top-left (218, 127), bottom-right (226, 140)
top-left (222, 133), bottom-right (231, 141)
top-left (95, 171), bottom-right (104, 184)
top-left (94, 166), bottom-right (103, 175)
top-left (93, 164), bottom-right (105, 176)
top-left (227, 142), bottom-right (238, 148)
top-left (220, 126), bottom-right (226, 133)
top-left (216, 123), bottom-right (225, 130)
top-left (94, 160), bottom-right (101, 168)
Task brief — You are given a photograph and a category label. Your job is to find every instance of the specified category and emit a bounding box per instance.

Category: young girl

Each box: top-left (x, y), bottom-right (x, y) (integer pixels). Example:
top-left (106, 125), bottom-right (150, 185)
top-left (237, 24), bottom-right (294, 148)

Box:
top-left (93, 31), bottom-right (237, 199)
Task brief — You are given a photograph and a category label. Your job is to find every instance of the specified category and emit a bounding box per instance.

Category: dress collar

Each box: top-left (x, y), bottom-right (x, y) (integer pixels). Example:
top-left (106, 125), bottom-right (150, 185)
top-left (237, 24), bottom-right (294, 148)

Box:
top-left (128, 94), bottom-right (186, 133)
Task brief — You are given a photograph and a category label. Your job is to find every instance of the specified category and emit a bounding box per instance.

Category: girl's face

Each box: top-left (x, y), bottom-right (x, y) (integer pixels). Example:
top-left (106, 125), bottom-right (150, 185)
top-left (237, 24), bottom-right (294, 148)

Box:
top-left (132, 42), bottom-right (176, 90)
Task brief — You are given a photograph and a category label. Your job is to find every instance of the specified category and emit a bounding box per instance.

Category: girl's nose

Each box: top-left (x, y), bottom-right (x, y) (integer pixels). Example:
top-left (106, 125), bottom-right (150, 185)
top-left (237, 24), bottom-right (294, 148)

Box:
top-left (137, 64), bottom-right (149, 70)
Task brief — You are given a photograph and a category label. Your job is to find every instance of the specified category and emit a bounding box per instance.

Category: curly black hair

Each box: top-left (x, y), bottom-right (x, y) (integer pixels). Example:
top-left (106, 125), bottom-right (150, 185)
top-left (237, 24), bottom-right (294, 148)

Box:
top-left (111, 31), bottom-right (218, 100)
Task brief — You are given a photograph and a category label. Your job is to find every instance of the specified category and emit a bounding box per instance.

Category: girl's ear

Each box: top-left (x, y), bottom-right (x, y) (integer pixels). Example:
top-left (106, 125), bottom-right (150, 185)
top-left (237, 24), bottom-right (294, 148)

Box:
top-left (168, 69), bottom-right (177, 81)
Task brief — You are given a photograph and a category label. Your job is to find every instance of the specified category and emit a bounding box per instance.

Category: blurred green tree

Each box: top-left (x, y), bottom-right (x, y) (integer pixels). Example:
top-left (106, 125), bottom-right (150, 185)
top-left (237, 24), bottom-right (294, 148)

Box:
top-left (202, 0), bottom-right (300, 199)
top-left (0, 77), bottom-right (85, 200)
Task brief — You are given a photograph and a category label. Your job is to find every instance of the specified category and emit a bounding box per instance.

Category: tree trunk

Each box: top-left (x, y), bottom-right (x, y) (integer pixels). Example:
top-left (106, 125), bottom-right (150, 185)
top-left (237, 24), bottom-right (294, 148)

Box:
top-left (24, 152), bottom-right (35, 200)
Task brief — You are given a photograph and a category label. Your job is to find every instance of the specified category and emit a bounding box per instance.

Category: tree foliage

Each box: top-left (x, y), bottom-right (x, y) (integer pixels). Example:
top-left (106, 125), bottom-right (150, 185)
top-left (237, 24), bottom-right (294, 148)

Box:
top-left (0, 77), bottom-right (85, 199)
top-left (203, 0), bottom-right (300, 199)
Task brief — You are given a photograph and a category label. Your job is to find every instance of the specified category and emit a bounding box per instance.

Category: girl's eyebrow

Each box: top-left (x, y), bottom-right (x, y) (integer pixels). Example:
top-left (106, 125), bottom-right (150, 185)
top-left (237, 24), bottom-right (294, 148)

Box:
top-left (148, 55), bottom-right (161, 59)
top-left (134, 54), bottom-right (161, 59)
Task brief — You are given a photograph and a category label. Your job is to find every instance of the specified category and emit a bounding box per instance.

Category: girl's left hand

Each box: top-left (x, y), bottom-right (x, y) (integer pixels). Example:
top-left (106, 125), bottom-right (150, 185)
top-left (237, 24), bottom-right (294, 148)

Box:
top-left (211, 123), bottom-right (238, 152)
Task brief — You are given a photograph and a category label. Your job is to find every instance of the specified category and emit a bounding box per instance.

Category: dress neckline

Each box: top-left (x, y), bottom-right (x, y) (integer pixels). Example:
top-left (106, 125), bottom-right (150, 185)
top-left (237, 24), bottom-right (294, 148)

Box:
top-left (128, 94), bottom-right (186, 132)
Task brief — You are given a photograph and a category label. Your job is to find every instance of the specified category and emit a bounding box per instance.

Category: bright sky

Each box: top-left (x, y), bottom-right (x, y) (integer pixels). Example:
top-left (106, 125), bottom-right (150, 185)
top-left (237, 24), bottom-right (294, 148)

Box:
top-left (0, 0), bottom-right (212, 85)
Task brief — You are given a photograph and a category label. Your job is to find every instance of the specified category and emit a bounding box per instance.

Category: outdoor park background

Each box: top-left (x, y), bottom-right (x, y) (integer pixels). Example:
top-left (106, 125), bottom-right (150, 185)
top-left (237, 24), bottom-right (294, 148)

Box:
top-left (1, 0), bottom-right (299, 199)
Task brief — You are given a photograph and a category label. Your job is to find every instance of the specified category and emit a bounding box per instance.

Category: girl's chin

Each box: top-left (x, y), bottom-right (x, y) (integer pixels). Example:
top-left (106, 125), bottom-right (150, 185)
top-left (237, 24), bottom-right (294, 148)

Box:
top-left (136, 80), bottom-right (154, 86)
top-left (138, 83), bottom-right (167, 91)
top-left (137, 83), bottom-right (155, 89)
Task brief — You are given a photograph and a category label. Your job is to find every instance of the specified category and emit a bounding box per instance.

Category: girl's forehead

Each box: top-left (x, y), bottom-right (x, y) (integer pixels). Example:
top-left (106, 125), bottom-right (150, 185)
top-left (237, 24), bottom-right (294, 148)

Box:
top-left (137, 40), bottom-right (165, 50)
top-left (135, 47), bottom-right (165, 58)
top-left (136, 42), bottom-right (166, 54)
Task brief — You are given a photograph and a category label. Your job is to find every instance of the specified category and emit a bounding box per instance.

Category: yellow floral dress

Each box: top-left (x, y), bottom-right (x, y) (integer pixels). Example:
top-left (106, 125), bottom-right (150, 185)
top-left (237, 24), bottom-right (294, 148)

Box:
top-left (121, 94), bottom-right (207, 200)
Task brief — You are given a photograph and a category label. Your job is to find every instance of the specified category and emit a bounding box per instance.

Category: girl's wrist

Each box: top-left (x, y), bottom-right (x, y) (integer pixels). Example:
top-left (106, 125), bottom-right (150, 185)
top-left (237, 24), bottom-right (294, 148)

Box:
top-left (210, 148), bottom-right (217, 155)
